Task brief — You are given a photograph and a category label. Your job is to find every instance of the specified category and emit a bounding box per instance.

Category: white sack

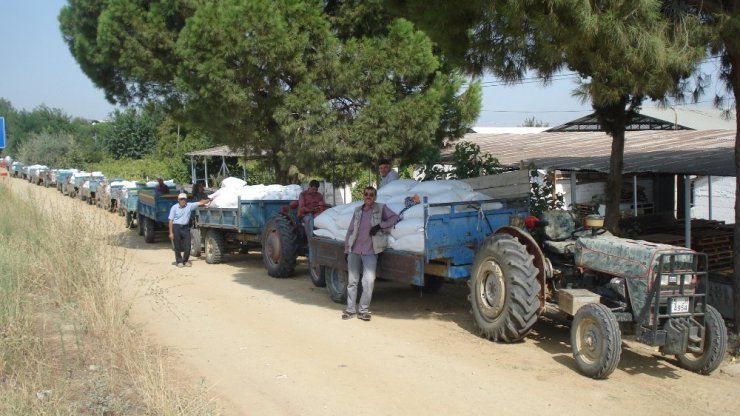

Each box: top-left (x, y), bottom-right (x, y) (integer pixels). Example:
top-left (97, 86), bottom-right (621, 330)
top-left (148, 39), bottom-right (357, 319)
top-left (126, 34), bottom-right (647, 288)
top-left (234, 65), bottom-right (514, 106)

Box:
top-left (221, 177), bottom-right (247, 189)
top-left (377, 179), bottom-right (418, 196)
top-left (389, 235), bottom-right (424, 253)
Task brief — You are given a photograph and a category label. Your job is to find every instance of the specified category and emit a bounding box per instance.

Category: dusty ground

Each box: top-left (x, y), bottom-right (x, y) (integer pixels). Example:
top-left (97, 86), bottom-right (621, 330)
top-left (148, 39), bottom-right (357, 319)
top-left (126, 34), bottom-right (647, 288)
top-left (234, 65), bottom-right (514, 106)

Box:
top-left (7, 175), bottom-right (740, 416)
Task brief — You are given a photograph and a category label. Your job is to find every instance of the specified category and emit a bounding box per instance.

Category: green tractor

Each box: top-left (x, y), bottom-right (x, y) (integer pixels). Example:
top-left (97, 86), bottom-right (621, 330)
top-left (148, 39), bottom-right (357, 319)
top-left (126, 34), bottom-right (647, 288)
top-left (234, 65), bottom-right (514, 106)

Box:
top-left (473, 211), bottom-right (727, 379)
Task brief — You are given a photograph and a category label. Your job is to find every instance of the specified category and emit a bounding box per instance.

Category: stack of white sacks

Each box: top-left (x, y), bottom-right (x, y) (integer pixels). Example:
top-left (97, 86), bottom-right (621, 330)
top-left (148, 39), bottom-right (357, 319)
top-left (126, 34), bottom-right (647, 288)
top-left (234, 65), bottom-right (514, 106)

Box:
top-left (82, 171), bottom-right (106, 190)
top-left (208, 177), bottom-right (303, 208)
top-left (313, 179), bottom-right (503, 253)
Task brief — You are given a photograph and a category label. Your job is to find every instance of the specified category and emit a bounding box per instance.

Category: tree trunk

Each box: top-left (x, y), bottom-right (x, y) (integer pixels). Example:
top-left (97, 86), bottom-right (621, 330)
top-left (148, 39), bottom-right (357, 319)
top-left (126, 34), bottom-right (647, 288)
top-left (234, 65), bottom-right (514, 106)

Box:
top-left (728, 39), bottom-right (740, 329)
top-left (605, 129), bottom-right (626, 235)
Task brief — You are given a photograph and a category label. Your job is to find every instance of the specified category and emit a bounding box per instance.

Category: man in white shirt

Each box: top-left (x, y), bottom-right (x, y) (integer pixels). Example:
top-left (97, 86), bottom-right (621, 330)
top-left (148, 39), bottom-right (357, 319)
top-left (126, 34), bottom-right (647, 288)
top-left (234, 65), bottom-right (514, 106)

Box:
top-left (168, 192), bottom-right (210, 267)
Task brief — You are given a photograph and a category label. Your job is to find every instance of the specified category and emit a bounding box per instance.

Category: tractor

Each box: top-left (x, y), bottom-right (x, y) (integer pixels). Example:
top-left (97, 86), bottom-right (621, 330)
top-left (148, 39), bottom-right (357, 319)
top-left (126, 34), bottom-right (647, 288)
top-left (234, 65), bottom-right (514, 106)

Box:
top-left (478, 210), bottom-right (728, 378)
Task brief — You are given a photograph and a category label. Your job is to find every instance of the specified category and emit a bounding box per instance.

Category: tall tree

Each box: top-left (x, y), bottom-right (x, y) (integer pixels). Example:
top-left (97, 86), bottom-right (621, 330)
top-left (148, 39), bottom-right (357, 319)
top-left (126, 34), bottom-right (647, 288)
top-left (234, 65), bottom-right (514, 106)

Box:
top-left (60, 0), bottom-right (477, 182)
top-left (393, 0), bottom-right (705, 234)
top-left (676, 0), bottom-right (740, 324)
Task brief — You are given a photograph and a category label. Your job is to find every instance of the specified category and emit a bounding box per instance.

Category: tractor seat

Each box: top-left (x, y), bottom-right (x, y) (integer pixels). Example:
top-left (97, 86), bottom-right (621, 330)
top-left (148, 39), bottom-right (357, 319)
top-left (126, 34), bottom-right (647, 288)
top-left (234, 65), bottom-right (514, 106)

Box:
top-left (540, 210), bottom-right (577, 256)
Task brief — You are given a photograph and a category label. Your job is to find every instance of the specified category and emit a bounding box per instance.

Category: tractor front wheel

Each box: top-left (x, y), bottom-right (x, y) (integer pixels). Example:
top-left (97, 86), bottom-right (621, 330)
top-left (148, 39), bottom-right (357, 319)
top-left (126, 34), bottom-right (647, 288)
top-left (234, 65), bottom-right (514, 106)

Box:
top-left (468, 234), bottom-right (540, 342)
top-left (571, 303), bottom-right (622, 379)
top-left (675, 304), bottom-right (727, 375)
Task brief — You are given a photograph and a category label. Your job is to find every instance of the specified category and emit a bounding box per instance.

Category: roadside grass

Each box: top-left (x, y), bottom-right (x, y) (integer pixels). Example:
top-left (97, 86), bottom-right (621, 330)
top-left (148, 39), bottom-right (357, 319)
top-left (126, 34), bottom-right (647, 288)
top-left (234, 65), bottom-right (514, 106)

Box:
top-left (0, 179), bottom-right (218, 415)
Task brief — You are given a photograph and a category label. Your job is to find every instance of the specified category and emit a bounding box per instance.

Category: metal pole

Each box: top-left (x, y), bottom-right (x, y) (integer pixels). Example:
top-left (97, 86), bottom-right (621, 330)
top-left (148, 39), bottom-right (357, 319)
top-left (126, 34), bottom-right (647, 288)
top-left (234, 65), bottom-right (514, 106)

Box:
top-left (633, 176), bottom-right (638, 217)
top-left (684, 174), bottom-right (691, 249)
top-left (708, 175), bottom-right (713, 220)
top-left (204, 158), bottom-right (209, 188)
top-left (570, 170), bottom-right (577, 211)
top-left (190, 156), bottom-right (196, 185)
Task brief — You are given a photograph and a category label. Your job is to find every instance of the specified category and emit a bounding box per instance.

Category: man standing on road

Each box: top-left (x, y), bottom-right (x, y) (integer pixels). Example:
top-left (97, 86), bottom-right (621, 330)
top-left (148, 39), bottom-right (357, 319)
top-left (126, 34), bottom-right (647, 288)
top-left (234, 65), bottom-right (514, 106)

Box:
top-left (168, 193), bottom-right (210, 268)
top-left (343, 186), bottom-right (399, 321)
top-left (378, 159), bottom-right (399, 188)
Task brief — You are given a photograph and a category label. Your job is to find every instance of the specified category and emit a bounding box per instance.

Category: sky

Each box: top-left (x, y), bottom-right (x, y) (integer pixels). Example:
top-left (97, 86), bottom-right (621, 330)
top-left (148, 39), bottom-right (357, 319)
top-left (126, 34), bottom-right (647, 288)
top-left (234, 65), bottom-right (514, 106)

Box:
top-left (0, 1), bottom-right (724, 128)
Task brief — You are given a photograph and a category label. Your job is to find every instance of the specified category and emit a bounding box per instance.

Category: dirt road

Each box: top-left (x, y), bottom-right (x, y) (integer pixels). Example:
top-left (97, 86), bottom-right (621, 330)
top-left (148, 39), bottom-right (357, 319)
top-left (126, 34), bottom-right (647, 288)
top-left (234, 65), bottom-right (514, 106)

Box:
top-left (8, 176), bottom-right (740, 415)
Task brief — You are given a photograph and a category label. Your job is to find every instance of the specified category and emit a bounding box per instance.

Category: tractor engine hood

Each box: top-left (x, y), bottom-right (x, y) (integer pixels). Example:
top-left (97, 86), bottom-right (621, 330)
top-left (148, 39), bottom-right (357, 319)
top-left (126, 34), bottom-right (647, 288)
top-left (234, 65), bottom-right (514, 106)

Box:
top-left (574, 235), bottom-right (697, 281)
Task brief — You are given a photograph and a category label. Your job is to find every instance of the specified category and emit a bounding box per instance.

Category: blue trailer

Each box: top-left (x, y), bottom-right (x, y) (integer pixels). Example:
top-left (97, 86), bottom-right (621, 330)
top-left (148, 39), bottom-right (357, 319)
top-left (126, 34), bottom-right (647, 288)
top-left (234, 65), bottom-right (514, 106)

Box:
top-left (308, 198), bottom-right (528, 302)
top-left (120, 184), bottom-right (149, 228)
top-left (193, 198), bottom-right (304, 277)
top-left (11, 162), bottom-right (23, 178)
top-left (137, 189), bottom-right (191, 243)
top-left (79, 177), bottom-right (106, 205)
top-left (55, 170), bottom-right (75, 195)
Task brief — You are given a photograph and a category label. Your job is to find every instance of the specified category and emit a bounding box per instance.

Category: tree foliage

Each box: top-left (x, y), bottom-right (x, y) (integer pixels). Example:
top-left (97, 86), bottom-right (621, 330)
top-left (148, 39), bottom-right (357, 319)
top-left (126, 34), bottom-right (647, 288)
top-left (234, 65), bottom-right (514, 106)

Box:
top-left (101, 108), bottom-right (161, 160)
top-left (393, 0), bottom-right (706, 234)
top-left (59, 0), bottom-right (478, 183)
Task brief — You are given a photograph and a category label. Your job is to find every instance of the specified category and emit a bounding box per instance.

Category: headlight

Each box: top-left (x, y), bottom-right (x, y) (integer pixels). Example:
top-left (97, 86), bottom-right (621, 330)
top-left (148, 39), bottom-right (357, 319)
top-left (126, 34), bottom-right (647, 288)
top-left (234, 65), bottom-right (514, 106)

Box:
top-left (660, 274), bottom-right (693, 286)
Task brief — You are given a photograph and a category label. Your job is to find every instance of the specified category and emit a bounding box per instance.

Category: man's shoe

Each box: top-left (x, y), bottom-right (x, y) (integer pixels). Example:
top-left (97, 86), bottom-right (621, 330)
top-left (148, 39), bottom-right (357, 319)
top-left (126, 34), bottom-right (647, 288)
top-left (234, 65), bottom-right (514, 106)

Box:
top-left (341, 311), bottom-right (355, 320)
top-left (176, 263), bottom-right (184, 268)
top-left (184, 261), bottom-right (192, 267)
top-left (358, 312), bottom-right (371, 321)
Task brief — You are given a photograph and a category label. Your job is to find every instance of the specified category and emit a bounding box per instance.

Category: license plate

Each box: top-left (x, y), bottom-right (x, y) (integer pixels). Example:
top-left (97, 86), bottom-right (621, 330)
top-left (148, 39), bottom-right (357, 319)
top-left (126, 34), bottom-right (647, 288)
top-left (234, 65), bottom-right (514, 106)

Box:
top-left (670, 297), bottom-right (690, 314)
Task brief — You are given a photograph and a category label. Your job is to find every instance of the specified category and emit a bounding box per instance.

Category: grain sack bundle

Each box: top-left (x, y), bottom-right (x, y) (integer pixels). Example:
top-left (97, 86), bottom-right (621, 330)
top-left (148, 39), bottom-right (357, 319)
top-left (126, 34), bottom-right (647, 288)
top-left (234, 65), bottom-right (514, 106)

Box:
top-left (207, 177), bottom-right (303, 208)
top-left (312, 180), bottom-right (503, 253)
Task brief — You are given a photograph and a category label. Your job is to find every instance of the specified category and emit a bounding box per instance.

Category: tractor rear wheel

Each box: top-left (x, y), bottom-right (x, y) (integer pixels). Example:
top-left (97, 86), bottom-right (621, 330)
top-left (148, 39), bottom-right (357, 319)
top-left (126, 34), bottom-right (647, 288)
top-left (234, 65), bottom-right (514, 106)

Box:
top-left (261, 214), bottom-right (298, 277)
top-left (468, 234), bottom-right (540, 342)
top-left (204, 229), bottom-right (225, 264)
top-left (571, 303), bottom-right (622, 379)
top-left (675, 304), bottom-right (727, 375)
top-left (143, 217), bottom-right (155, 243)
top-left (190, 228), bottom-right (202, 258)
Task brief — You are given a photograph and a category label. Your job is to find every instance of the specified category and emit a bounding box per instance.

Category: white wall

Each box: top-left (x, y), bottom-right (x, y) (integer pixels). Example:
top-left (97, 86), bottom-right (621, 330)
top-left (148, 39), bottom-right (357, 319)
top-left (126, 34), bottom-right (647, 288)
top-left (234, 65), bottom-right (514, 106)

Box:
top-left (692, 176), bottom-right (735, 224)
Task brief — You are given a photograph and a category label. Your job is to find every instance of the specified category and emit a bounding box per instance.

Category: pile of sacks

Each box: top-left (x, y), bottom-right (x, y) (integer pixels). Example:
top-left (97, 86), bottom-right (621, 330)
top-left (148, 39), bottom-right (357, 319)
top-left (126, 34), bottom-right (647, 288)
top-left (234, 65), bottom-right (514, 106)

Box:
top-left (312, 179), bottom-right (502, 253)
top-left (81, 171), bottom-right (106, 189)
top-left (208, 177), bottom-right (303, 208)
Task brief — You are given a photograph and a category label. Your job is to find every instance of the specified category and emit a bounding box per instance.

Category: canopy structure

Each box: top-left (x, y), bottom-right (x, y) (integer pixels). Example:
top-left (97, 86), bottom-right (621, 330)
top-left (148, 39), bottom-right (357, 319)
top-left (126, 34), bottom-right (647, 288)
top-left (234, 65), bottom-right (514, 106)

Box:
top-left (185, 145), bottom-right (248, 188)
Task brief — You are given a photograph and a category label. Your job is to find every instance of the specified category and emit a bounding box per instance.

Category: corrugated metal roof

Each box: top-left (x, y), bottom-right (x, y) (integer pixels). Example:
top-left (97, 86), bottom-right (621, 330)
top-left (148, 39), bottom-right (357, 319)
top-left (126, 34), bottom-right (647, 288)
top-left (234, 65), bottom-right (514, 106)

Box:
top-left (185, 145), bottom-right (245, 157)
top-left (443, 129), bottom-right (737, 177)
top-left (185, 146), bottom-right (265, 159)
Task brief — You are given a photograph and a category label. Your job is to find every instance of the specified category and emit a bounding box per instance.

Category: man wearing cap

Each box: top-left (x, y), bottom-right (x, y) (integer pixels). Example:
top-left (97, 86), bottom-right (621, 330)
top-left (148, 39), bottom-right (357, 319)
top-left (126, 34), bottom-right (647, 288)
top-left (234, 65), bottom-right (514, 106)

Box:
top-left (155, 176), bottom-right (170, 194)
top-left (168, 193), bottom-right (210, 268)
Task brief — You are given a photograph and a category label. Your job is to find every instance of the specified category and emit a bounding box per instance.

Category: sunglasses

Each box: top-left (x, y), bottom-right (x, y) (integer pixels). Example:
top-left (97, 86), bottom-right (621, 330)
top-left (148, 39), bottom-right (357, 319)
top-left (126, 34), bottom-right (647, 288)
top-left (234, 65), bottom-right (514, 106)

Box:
top-left (363, 192), bottom-right (376, 197)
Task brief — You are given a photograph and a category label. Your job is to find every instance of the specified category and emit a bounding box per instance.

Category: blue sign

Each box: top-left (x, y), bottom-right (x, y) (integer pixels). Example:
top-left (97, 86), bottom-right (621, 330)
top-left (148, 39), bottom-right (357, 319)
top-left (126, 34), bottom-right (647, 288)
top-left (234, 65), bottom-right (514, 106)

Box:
top-left (0, 116), bottom-right (5, 149)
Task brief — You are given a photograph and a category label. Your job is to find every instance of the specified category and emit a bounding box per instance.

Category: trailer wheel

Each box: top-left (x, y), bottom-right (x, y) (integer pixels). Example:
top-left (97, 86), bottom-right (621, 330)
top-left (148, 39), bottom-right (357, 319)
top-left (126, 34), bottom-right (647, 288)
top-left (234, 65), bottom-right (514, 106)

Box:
top-left (309, 262), bottom-right (326, 287)
top-left (204, 229), bottom-right (225, 264)
top-left (412, 275), bottom-right (445, 294)
top-left (190, 228), bottom-right (202, 258)
top-left (137, 214), bottom-right (144, 235)
top-left (326, 267), bottom-right (347, 303)
top-left (675, 304), bottom-right (727, 375)
top-left (571, 303), bottom-right (622, 379)
top-left (143, 217), bottom-right (155, 243)
top-left (261, 214), bottom-right (298, 277)
top-left (469, 234), bottom-right (540, 342)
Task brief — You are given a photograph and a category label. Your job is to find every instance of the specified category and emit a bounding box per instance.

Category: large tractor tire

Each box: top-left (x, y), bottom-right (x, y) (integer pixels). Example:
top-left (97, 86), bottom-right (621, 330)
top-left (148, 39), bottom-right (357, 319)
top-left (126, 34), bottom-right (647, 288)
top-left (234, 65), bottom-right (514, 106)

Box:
top-left (468, 234), bottom-right (541, 342)
top-left (675, 304), bottom-right (727, 375)
top-left (309, 261), bottom-right (326, 287)
top-left (571, 303), bottom-right (622, 379)
top-left (204, 229), bottom-right (225, 264)
top-left (143, 217), bottom-right (155, 243)
top-left (190, 228), bottom-right (203, 258)
top-left (261, 214), bottom-right (298, 277)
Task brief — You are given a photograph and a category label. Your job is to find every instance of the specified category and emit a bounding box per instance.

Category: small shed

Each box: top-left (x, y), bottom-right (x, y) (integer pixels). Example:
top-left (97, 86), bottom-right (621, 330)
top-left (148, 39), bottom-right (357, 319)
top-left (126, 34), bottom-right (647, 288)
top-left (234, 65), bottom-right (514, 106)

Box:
top-left (185, 145), bottom-right (249, 188)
